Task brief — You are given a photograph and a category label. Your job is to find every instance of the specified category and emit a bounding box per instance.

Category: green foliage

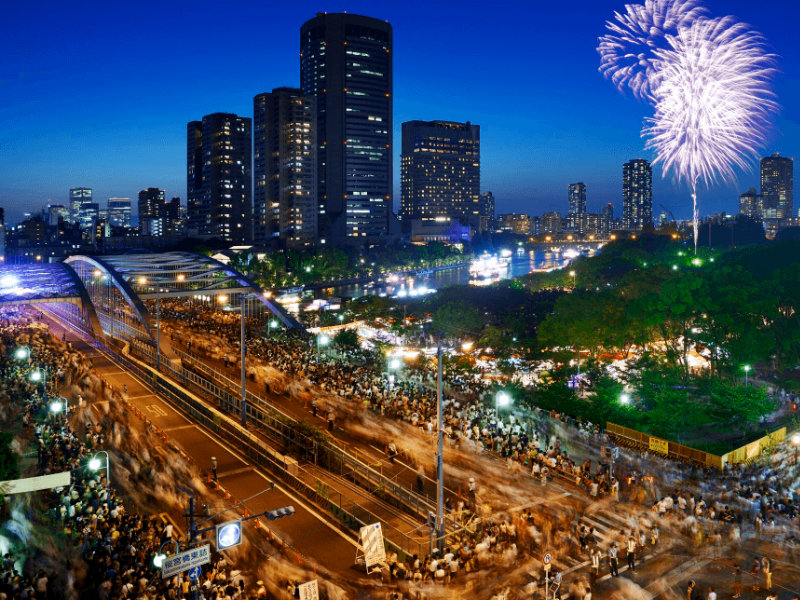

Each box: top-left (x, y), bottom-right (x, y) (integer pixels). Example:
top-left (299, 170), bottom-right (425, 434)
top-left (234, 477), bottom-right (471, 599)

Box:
top-left (333, 329), bottom-right (359, 349)
top-left (431, 301), bottom-right (482, 337)
top-left (0, 432), bottom-right (19, 481)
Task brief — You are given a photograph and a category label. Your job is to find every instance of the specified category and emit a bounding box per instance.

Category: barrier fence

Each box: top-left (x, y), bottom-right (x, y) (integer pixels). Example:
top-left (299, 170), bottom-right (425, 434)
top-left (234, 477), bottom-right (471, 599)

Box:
top-left (606, 421), bottom-right (787, 469)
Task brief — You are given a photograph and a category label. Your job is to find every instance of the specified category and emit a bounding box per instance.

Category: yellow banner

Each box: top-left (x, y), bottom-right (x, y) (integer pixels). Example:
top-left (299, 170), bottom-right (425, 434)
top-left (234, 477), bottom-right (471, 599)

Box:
top-left (649, 437), bottom-right (669, 455)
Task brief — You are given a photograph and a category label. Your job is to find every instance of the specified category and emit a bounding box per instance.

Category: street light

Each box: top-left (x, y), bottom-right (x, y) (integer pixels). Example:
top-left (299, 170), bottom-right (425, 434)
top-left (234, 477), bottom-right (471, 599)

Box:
top-left (89, 450), bottom-right (111, 513)
top-left (792, 433), bottom-right (800, 465)
top-left (743, 364), bottom-right (751, 386)
top-left (619, 393), bottom-right (631, 405)
top-left (569, 270), bottom-right (576, 288)
top-left (14, 347), bottom-right (29, 360)
top-left (495, 390), bottom-right (512, 414)
top-left (268, 319), bottom-right (279, 336)
top-left (49, 395), bottom-right (68, 433)
top-left (317, 334), bottom-right (330, 357)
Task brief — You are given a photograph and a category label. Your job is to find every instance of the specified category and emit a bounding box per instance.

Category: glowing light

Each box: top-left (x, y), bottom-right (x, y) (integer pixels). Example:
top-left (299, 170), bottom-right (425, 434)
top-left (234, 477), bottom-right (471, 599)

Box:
top-left (49, 400), bottom-right (63, 413)
top-left (461, 341), bottom-right (474, 351)
top-left (672, 264), bottom-right (679, 271)
top-left (14, 347), bottom-right (28, 360)
top-left (599, 1), bottom-right (778, 252)
top-left (0, 275), bottom-right (19, 288)
top-left (691, 258), bottom-right (702, 266)
top-left (619, 393), bottom-right (631, 405)
top-left (318, 334), bottom-right (330, 346)
top-left (31, 370), bottom-right (42, 382)
top-left (389, 358), bottom-right (401, 370)
top-left (176, 274), bottom-right (186, 282)
top-left (496, 391), bottom-right (512, 408)
top-left (88, 457), bottom-right (102, 471)
top-left (217, 295), bottom-right (228, 304)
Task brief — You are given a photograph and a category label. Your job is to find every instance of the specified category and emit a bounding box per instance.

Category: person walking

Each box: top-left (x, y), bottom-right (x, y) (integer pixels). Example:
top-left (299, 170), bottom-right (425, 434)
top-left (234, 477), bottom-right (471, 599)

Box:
top-left (608, 543), bottom-right (619, 577)
top-left (762, 557), bottom-right (772, 590)
top-left (706, 586), bottom-right (716, 600)
top-left (591, 548), bottom-right (600, 579)
top-left (686, 579), bottom-right (695, 600)
top-left (211, 456), bottom-right (217, 482)
top-left (749, 558), bottom-right (760, 592)
top-left (626, 534), bottom-right (636, 571)
top-left (732, 565), bottom-right (742, 598)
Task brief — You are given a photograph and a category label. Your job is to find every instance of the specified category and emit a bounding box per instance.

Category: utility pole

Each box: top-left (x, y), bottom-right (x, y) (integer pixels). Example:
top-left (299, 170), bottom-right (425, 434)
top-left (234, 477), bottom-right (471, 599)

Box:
top-left (436, 339), bottom-right (444, 552)
top-left (240, 296), bottom-right (247, 428)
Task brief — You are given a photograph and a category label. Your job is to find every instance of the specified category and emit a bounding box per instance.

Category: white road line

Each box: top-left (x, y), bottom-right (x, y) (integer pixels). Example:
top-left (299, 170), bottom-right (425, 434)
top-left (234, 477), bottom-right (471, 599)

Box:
top-left (163, 424), bottom-right (197, 433)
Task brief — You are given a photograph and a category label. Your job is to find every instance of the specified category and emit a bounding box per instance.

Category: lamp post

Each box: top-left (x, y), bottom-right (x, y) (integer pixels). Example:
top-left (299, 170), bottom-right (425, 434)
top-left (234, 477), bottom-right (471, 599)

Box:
top-left (49, 394), bottom-right (68, 434)
top-left (569, 270), bottom-right (576, 288)
top-left (14, 347), bottom-right (30, 361)
top-left (268, 319), bottom-right (278, 337)
top-left (317, 334), bottom-right (330, 358)
top-left (792, 433), bottom-right (800, 465)
top-left (88, 450), bottom-right (111, 513)
top-left (743, 364), bottom-right (750, 386)
top-left (495, 390), bottom-right (512, 415)
top-left (388, 357), bottom-right (401, 389)
top-left (153, 539), bottom-right (181, 568)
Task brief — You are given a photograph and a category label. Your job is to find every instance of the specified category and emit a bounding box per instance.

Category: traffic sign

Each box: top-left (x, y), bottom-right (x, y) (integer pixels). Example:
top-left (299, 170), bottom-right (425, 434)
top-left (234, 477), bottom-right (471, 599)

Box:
top-left (188, 566), bottom-right (201, 581)
top-left (543, 552), bottom-right (552, 565)
top-left (298, 579), bottom-right (319, 600)
top-left (359, 523), bottom-right (386, 569)
top-left (161, 544), bottom-right (211, 579)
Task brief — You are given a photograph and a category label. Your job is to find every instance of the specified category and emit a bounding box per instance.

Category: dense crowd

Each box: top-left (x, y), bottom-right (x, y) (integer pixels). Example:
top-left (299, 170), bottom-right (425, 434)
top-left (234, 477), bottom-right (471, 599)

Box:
top-left (0, 312), bottom-right (274, 600)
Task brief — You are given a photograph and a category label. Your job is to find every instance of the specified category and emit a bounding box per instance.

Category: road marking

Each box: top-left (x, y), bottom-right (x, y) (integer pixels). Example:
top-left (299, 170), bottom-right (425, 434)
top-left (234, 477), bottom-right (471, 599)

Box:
top-left (145, 404), bottom-right (168, 417)
top-left (217, 466), bottom-right (253, 479)
top-left (164, 424), bottom-right (197, 433)
top-left (127, 393), bottom-right (155, 400)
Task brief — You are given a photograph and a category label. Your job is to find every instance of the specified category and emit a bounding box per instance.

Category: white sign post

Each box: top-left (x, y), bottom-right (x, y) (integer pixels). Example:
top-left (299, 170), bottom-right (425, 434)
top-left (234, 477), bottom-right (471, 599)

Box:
top-left (543, 552), bottom-right (553, 600)
top-left (161, 544), bottom-right (211, 579)
top-left (357, 523), bottom-right (386, 574)
top-left (298, 579), bottom-right (319, 600)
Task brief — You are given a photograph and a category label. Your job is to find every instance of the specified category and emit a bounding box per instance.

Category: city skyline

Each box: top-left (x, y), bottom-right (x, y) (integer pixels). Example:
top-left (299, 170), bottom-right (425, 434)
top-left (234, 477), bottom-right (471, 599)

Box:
top-left (1, 0), bottom-right (799, 225)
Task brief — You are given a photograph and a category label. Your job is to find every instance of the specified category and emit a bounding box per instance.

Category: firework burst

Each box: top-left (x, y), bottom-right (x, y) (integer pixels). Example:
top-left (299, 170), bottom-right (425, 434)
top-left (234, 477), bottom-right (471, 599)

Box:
top-left (598, 1), bottom-right (778, 250)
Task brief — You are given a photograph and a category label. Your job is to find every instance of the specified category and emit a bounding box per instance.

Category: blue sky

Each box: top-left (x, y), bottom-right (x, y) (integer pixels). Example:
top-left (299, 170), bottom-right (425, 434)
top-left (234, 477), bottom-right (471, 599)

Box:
top-left (1, 0), bottom-right (798, 224)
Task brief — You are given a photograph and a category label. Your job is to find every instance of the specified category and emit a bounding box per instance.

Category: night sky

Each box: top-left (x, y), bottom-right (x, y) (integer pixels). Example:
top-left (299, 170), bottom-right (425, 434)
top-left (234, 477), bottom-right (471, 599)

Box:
top-left (1, 0), bottom-right (798, 225)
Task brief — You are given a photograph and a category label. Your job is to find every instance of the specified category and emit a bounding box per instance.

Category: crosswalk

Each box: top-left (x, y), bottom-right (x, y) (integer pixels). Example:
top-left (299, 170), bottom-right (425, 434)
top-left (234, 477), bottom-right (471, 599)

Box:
top-left (548, 506), bottom-right (665, 577)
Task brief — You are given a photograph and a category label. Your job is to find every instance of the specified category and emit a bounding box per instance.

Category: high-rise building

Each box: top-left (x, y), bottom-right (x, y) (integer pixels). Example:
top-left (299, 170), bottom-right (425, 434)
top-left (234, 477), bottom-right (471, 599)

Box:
top-left (400, 120), bottom-right (480, 228)
top-left (69, 187), bottom-right (92, 225)
top-left (568, 183), bottom-right (587, 215)
top-left (738, 188), bottom-right (763, 220)
top-left (253, 88), bottom-right (317, 248)
top-left (602, 203), bottom-right (614, 234)
top-left (622, 159), bottom-right (652, 229)
top-left (138, 188), bottom-right (166, 236)
top-left (540, 212), bottom-right (563, 235)
top-left (301, 13), bottom-right (392, 245)
top-left (498, 213), bottom-right (533, 236)
top-left (479, 191), bottom-right (495, 233)
top-left (47, 204), bottom-right (69, 226)
top-left (760, 153), bottom-right (793, 219)
top-left (107, 198), bottom-right (132, 228)
top-left (78, 202), bottom-right (99, 231)
top-left (187, 113), bottom-right (253, 242)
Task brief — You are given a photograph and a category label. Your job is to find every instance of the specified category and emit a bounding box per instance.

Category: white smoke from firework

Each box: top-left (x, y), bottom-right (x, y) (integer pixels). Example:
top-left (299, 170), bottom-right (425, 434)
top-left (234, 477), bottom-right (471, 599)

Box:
top-left (598, 0), bottom-right (707, 101)
top-left (599, 1), bottom-right (778, 251)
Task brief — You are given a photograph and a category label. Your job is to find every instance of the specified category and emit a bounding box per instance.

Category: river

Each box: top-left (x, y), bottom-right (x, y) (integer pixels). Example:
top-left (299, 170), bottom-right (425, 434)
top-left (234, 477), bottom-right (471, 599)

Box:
top-left (313, 246), bottom-right (599, 300)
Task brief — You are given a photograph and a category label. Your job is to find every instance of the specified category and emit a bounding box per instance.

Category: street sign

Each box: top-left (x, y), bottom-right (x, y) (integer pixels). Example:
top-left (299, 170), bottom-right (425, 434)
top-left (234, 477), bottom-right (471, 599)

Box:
top-left (161, 544), bottom-right (211, 579)
top-left (298, 579), bottom-right (319, 600)
top-left (188, 566), bottom-right (201, 581)
top-left (216, 519), bottom-right (242, 550)
top-left (543, 552), bottom-right (552, 565)
top-left (359, 523), bottom-right (386, 569)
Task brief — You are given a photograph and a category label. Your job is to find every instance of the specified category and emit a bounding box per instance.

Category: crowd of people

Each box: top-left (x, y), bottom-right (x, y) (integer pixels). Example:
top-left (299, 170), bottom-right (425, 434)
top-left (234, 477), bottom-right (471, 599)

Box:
top-left (0, 311), bottom-right (282, 600)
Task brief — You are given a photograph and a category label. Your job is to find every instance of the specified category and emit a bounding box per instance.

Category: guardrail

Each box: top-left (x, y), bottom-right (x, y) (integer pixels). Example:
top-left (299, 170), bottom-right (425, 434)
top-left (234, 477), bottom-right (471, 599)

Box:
top-left (109, 344), bottom-right (436, 559)
top-left (129, 341), bottom-right (448, 530)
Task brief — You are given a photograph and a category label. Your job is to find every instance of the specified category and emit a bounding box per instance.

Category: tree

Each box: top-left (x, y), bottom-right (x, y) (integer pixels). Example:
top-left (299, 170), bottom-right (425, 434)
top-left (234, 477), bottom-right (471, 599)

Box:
top-left (431, 301), bottom-right (482, 338)
top-left (333, 329), bottom-right (359, 349)
top-left (0, 432), bottom-right (19, 481)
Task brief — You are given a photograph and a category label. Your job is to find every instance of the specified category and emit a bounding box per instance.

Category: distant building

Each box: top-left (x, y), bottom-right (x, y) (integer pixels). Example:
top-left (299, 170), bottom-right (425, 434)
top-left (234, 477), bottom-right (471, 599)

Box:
top-left (107, 198), bottom-right (132, 228)
top-left (301, 13), bottom-right (393, 246)
top-left (138, 188), bottom-right (166, 237)
top-left (602, 203), bottom-right (614, 234)
top-left (187, 113), bottom-right (252, 242)
top-left (479, 192), bottom-right (495, 233)
top-left (568, 183), bottom-right (587, 215)
top-left (738, 188), bottom-right (763, 220)
top-left (498, 213), bottom-right (533, 236)
top-left (409, 218), bottom-right (471, 244)
top-left (253, 88), bottom-right (317, 248)
top-left (69, 187), bottom-right (92, 224)
top-left (79, 202), bottom-right (99, 231)
top-left (47, 204), bottom-right (69, 226)
top-left (540, 211), bottom-right (563, 235)
top-left (760, 153), bottom-right (793, 219)
top-left (400, 120), bottom-right (480, 229)
top-left (622, 159), bottom-right (652, 229)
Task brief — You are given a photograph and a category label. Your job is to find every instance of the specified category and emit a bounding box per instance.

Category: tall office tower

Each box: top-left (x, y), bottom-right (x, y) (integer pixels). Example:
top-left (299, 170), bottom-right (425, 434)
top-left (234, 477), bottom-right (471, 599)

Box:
top-left (760, 153), bottom-right (793, 219)
top-left (301, 13), bottom-right (392, 245)
top-left (47, 204), bottom-right (69, 226)
top-left (568, 183), bottom-right (587, 215)
top-left (187, 113), bottom-right (252, 242)
top-left (78, 202), bottom-right (100, 231)
top-left (540, 212), bottom-right (563, 235)
top-left (622, 159), bottom-right (652, 229)
top-left (138, 188), bottom-right (166, 236)
top-left (107, 198), bottom-right (132, 228)
top-left (479, 191), bottom-right (495, 232)
top-left (400, 120), bottom-right (480, 227)
top-left (69, 187), bottom-right (92, 224)
top-left (602, 203), bottom-right (614, 234)
top-left (738, 188), bottom-right (763, 220)
top-left (253, 88), bottom-right (317, 247)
